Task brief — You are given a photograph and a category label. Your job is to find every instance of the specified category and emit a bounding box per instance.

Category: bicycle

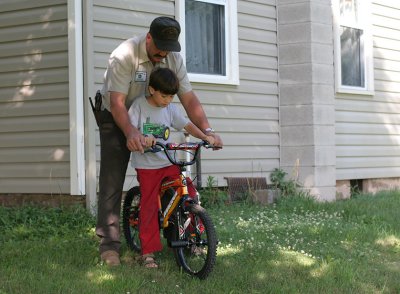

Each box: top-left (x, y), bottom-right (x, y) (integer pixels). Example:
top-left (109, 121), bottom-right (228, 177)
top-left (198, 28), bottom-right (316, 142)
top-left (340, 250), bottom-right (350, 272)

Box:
top-left (122, 140), bottom-right (220, 279)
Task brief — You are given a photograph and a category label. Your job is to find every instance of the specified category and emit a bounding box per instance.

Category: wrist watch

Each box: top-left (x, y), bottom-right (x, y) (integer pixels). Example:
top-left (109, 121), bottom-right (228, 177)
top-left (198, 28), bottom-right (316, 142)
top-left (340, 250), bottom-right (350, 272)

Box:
top-left (205, 127), bottom-right (215, 134)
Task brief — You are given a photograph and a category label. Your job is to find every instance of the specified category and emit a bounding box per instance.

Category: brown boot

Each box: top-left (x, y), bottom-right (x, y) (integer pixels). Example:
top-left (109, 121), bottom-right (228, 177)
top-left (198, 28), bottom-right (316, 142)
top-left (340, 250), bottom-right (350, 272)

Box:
top-left (100, 250), bottom-right (121, 266)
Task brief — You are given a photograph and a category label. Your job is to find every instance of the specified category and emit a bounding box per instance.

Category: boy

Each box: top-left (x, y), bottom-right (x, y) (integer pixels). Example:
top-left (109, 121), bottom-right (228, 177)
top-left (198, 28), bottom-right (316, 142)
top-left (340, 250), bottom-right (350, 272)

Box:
top-left (128, 67), bottom-right (216, 268)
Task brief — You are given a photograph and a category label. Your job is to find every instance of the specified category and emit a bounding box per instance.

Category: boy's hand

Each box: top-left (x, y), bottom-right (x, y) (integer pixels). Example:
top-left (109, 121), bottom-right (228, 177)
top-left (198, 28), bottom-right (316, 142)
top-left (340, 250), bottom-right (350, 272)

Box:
top-left (144, 135), bottom-right (156, 147)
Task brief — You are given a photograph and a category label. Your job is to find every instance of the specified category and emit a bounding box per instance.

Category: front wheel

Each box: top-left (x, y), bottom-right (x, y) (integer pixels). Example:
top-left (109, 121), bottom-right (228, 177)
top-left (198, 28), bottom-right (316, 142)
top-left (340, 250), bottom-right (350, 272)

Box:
top-left (171, 204), bottom-right (217, 279)
top-left (122, 186), bottom-right (141, 252)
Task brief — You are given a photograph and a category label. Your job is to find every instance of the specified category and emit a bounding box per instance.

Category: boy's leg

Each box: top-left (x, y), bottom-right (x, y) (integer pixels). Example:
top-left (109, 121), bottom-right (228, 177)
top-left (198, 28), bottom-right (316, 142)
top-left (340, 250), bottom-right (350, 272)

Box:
top-left (137, 165), bottom-right (180, 255)
top-left (137, 168), bottom-right (163, 255)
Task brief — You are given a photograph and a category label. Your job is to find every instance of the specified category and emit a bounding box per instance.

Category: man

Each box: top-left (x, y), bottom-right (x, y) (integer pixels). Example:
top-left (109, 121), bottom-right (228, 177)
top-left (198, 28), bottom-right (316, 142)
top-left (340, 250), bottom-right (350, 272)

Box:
top-left (96, 16), bottom-right (223, 266)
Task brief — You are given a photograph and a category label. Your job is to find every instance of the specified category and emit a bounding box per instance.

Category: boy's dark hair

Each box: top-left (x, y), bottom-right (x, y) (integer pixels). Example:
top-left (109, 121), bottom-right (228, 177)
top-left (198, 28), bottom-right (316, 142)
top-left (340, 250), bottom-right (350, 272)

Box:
top-left (149, 67), bottom-right (179, 95)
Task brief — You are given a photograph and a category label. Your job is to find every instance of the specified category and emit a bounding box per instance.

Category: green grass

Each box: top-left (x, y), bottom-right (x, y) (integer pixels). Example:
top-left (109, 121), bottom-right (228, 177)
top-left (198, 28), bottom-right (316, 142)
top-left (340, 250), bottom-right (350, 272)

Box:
top-left (1, 191), bottom-right (400, 293)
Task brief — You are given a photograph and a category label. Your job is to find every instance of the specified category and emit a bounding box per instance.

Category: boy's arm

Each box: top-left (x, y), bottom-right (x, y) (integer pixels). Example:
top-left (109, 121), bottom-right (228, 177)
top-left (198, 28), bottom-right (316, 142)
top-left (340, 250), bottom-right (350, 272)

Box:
top-left (184, 122), bottom-right (215, 145)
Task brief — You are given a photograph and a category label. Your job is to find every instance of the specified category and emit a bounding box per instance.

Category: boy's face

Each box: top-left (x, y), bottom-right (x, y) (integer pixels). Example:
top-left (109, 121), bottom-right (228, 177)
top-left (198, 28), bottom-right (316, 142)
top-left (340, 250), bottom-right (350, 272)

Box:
top-left (148, 87), bottom-right (174, 108)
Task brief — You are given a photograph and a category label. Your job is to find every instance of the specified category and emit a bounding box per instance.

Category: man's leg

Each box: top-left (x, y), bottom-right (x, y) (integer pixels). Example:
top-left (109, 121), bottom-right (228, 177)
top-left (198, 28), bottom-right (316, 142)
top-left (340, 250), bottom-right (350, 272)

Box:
top-left (96, 109), bottom-right (130, 257)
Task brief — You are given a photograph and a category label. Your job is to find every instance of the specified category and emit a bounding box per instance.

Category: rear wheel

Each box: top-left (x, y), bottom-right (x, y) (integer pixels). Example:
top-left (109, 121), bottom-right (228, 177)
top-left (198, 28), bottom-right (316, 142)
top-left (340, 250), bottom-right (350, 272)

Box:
top-left (171, 204), bottom-right (217, 279)
top-left (122, 186), bottom-right (141, 252)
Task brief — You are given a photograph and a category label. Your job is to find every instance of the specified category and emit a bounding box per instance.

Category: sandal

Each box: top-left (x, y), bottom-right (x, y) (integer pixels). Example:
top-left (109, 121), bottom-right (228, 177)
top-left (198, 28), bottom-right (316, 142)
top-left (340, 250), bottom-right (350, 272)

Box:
top-left (141, 254), bottom-right (158, 268)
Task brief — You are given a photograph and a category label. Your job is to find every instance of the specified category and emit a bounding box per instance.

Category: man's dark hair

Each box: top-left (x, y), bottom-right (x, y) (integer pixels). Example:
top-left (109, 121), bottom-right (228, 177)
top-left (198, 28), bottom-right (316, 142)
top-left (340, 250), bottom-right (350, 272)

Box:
top-left (149, 67), bottom-right (179, 95)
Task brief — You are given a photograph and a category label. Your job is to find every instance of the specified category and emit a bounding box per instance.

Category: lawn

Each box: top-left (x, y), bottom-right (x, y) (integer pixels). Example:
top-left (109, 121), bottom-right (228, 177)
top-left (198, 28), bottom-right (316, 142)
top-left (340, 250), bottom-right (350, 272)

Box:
top-left (0, 191), bottom-right (399, 293)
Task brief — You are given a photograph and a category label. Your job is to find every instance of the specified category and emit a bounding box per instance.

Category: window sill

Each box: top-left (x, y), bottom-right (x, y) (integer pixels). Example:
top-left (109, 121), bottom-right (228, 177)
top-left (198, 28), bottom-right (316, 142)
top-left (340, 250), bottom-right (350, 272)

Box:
top-left (336, 86), bottom-right (375, 96)
top-left (188, 73), bottom-right (240, 85)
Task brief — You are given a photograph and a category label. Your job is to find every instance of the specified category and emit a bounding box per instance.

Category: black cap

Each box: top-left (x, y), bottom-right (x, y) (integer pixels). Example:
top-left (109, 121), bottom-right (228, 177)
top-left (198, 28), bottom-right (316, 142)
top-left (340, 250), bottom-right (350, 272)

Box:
top-left (149, 17), bottom-right (181, 52)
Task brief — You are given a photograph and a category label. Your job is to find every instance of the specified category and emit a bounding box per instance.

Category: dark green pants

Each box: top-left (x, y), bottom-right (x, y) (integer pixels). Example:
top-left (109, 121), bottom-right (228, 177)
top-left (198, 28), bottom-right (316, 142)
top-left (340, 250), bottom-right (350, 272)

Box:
top-left (96, 109), bottom-right (130, 254)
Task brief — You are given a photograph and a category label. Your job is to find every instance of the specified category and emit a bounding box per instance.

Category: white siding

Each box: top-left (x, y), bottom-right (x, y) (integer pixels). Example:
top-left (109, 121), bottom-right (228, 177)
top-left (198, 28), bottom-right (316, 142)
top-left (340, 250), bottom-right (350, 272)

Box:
top-left (336, 1), bottom-right (400, 180)
top-left (0, 0), bottom-right (70, 193)
top-left (89, 0), bottom-right (279, 190)
top-left (208, 0), bottom-right (279, 185)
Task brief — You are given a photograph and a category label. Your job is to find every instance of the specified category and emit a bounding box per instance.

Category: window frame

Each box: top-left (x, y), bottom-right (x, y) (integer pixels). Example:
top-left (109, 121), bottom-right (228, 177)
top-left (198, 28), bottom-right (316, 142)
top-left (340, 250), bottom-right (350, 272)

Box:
top-left (333, 0), bottom-right (374, 95)
top-left (176, 0), bottom-right (239, 85)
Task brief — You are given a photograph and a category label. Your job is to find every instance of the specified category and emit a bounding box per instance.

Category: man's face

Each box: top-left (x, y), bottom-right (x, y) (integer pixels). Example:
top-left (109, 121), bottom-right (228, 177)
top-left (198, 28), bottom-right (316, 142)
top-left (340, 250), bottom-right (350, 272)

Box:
top-left (146, 33), bottom-right (169, 63)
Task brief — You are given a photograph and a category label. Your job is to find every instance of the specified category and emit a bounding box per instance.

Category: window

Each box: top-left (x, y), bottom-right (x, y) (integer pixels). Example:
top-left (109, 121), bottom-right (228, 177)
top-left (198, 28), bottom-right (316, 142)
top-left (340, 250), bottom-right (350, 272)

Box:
top-left (333, 0), bottom-right (374, 94)
top-left (176, 0), bottom-right (239, 85)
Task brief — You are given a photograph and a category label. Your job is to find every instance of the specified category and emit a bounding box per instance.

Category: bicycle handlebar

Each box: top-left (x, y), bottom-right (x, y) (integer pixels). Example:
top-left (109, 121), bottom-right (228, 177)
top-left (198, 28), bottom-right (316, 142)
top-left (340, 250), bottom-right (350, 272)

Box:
top-left (147, 141), bottom-right (221, 167)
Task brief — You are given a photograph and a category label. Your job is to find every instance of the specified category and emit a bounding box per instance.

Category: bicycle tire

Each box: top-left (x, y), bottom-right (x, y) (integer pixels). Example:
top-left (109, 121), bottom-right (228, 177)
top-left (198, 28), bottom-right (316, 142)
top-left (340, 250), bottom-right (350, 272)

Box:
top-left (122, 186), bottom-right (141, 253)
top-left (171, 203), bottom-right (217, 279)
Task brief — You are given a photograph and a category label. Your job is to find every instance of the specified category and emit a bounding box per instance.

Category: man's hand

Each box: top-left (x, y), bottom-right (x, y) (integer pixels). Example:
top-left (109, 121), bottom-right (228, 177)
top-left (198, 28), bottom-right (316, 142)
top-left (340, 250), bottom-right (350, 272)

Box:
top-left (126, 128), bottom-right (147, 153)
top-left (209, 133), bottom-right (223, 149)
top-left (204, 135), bottom-right (216, 146)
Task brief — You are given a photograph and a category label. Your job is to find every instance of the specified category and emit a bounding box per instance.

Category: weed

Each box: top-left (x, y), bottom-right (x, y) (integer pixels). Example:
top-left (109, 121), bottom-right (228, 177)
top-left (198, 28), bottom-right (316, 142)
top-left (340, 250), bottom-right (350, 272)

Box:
top-left (269, 168), bottom-right (302, 197)
top-left (199, 175), bottom-right (228, 207)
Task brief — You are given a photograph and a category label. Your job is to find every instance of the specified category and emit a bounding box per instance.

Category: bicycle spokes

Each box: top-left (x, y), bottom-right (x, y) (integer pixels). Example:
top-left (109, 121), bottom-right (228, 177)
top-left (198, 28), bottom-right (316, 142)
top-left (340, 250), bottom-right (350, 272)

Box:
top-left (122, 187), bottom-right (142, 253)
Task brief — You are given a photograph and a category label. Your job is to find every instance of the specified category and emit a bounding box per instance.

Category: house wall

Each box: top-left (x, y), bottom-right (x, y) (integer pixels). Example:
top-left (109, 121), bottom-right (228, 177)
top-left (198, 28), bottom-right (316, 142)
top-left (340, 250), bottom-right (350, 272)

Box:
top-left (0, 0), bottom-right (70, 194)
top-left (3, 0), bottom-right (399, 202)
top-left (335, 0), bottom-right (400, 181)
top-left (2, 0), bottom-right (399, 201)
top-left (87, 0), bottom-right (280, 192)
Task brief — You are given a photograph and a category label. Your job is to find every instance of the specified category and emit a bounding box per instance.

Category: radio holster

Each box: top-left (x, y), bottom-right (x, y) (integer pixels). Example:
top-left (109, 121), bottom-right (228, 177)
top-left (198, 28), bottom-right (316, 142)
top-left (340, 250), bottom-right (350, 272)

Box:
top-left (89, 90), bottom-right (102, 127)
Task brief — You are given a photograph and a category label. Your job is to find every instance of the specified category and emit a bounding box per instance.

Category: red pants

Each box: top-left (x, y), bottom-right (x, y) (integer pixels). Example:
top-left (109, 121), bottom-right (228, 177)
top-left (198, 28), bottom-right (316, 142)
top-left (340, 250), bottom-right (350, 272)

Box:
top-left (136, 165), bottom-right (181, 255)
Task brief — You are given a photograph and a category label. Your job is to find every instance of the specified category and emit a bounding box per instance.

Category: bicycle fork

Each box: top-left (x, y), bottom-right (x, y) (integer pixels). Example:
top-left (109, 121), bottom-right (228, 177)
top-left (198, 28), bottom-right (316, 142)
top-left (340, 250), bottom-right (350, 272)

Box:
top-left (169, 207), bottom-right (207, 249)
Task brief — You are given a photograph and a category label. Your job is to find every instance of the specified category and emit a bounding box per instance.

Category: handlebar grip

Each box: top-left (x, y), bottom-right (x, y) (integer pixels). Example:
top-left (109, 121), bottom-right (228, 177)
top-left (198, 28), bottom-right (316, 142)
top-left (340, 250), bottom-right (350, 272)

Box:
top-left (144, 146), bottom-right (163, 153)
top-left (203, 142), bottom-right (223, 150)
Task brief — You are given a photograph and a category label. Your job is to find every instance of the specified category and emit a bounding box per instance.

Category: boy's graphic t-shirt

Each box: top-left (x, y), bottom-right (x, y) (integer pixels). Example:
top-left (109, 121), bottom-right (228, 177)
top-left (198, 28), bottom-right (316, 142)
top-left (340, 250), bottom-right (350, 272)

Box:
top-left (141, 117), bottom-right (170, 140)
top-left (128, 96), bottom-right (189, 169)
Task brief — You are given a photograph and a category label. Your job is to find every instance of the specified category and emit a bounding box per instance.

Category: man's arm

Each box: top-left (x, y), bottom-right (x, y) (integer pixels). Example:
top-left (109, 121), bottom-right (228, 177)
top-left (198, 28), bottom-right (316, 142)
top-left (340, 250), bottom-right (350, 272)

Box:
top-left (178, 90), bottom-right (223, 147)
top-left (184, 122), bottom-right (215, 145)
top-left (109, 91), bottom-right (146, 153)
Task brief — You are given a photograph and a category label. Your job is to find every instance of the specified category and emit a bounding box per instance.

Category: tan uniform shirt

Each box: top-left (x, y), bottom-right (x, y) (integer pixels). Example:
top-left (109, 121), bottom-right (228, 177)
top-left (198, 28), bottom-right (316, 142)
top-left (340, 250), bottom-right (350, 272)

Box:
top-left (101, 34), bottom-right (192, 111)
